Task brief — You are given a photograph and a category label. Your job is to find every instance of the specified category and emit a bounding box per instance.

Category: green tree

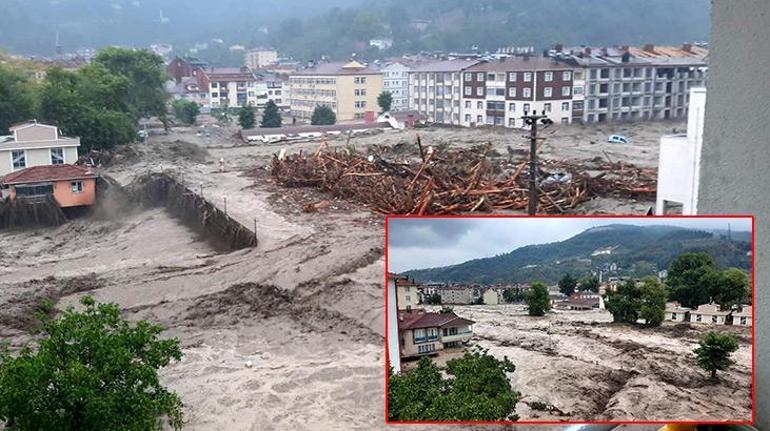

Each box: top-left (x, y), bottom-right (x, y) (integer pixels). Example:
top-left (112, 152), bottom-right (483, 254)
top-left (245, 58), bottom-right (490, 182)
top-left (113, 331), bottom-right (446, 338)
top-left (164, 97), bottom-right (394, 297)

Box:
top-left (0, 296), bottom-right (183, 430)
top-left (502, 289), bottom-right (522, 303)
top-left (424, 293), bottom-right (441, 305)
top-left (0, 65), bottom-right (37, 134)
top-left (260, 100), bottom-right (282, 128)
top-left (377, 91), bottom-right (393, 113)
top-left (94, 47), bottom-right (168, 121)
top-left (525, 281), bottom-right (551, 316)
top-left (605, 279), bottom-right (641, 324)
top-left (712, 268), bottom-right (750, 309)
top-left (638, 277), bottom-right (667, 327)
top-left (558, 273), bottom-right (577, 297)
top-left (388, 348), bottom-right (519, 421)
top-left (438, 306), bottom-right (454, 314)
top-left (310, 105), bottom-right (336, 125)
top-left (578, 276), bottom-right (600, 292)
top-left (667, 252), bottom-right (716, 308)
top-left (238, 105), bottom-right (256, 129)
top-left (694, 331), bottom-right (739, 379)
top-left (171, 100), bottom-right (200, 125)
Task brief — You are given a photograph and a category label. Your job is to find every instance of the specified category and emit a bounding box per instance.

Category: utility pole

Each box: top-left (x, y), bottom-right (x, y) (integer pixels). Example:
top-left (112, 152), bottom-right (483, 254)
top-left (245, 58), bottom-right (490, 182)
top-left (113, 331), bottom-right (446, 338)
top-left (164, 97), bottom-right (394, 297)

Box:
top-left (521, 111), bottom-right (553, 215)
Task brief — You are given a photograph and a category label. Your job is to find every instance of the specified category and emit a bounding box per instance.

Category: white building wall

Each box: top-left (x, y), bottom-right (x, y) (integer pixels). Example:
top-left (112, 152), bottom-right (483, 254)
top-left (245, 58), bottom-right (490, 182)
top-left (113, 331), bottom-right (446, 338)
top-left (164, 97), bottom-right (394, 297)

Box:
top-left (381, 63), bottom-right (411, 111)
top-left (655, 87), bottom-right (707, 215)
top-left (387, 278), bottom-right (401, 373)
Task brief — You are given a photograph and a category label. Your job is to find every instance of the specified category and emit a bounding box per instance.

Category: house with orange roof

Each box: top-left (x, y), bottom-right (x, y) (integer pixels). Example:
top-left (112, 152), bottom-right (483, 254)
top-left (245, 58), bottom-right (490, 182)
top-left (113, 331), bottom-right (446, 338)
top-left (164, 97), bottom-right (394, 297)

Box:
top-left (1, 164), bottom-right (97, 208)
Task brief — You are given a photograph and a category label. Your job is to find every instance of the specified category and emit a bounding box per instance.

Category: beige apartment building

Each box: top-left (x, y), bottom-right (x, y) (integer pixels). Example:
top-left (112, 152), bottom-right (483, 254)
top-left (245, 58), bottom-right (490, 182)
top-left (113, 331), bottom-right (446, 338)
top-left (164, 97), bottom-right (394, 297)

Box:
top-left (288, 61), bottom-right (383, 122)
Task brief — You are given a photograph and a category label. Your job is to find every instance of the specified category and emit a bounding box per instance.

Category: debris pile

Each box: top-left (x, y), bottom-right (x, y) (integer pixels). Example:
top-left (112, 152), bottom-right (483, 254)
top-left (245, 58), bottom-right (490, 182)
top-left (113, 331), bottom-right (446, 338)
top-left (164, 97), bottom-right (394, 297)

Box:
top-left (270, 143), bottom-right (657, 215)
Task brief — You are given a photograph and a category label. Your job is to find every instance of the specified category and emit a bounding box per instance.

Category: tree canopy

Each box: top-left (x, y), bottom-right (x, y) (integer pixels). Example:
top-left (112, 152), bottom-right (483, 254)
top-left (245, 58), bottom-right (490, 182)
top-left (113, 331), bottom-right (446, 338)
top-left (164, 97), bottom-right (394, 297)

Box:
top-left (694, 331), bottom-right (739, 379)
top-left (260, 100), bottom-right (282, 128)
top-left (172, 100), bottom-right (200, 125)
top-left (605, 277), bottom-right (667, 326)
top-left (377, 91), bottom-right (393, 113)
top-left (578, 275), bottom-right (600, 292)
top-left (638, 277), bottom-right (667, 327)
top-left (0, 296), bottom-right (183, 430)
top-left (310, 105), bottom-right (336, 125)
top-left (0, 65), bottom-right (36, 134)
top-left (388, 348), bottom-right (519, 421)
top-left (558, 273), bottom-right (577, 296)
top-left (238, 105), bottom-right (256, 129)
top-left (525, 281), bottom-right (551, 316)
top-left (667, 253), bottom-right (749, 309)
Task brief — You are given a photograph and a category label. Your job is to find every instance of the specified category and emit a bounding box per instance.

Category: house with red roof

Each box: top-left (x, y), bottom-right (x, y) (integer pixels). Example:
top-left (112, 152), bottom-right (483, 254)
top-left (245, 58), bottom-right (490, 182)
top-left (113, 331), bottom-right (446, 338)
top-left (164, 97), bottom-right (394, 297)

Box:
top-left (398, 309), bottom-right (475, 358)
top-left (1, 164), bottom-right (97, 208)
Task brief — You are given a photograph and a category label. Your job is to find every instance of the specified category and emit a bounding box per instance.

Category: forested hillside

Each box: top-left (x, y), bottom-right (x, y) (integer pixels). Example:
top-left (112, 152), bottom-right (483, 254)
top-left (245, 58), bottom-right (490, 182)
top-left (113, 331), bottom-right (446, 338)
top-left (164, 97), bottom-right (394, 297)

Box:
top-left (1, 0), bottom-right (710, 62)
top-left (402, 225), bottom-right (751, 285)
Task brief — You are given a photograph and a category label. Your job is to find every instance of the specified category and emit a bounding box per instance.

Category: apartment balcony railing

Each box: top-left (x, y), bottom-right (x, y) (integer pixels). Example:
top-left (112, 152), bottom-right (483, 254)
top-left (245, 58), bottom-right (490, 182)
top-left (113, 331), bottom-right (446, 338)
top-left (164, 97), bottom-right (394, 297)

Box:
top-left (441, 331), bottom-right (473, 343)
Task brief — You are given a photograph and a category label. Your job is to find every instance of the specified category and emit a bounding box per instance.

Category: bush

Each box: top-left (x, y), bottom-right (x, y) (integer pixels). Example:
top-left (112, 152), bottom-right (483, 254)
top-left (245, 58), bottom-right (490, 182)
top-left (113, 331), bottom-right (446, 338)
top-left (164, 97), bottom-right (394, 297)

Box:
top-left (0, 296), bottom-right (184, 430)
top-left (310, 105), bottom-right (336, 125)
top-left (172, 99), bottom-right (200, 125)
top-left (238, 105), bottom-right (256, 129)
top-left (694, 331), bottom-right (739, 379)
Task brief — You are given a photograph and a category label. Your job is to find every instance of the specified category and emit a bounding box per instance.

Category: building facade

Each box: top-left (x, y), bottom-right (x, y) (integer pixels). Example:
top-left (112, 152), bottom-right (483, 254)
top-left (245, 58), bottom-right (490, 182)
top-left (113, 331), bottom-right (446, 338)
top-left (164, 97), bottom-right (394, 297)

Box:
top-left (409, 59), bottom-right (480, 125)
top-left (0, 122), bottom-right (80, 177)
top-left (2, 164), bottom-right (97, 208)
top-left (398, 310), bottom-right (474, 358)
top-left (461, 56), bottom-right (576, 128)
top-left (288, 61), bottom-right (383, 122)
top-left (244, 48), bottom-right (278, 70)
top-left (690, 303), bottom-right (729, 324)
top-left (557, 44), bottom-right (708, 123)
top-left (197, 67), bottom-right (261, 109)
top-left (437, 286), bottom-right (474, 304)
top-left (380, 62), bottom-right (410, 111)
top-left (665, 302), bottom-right (692, 322)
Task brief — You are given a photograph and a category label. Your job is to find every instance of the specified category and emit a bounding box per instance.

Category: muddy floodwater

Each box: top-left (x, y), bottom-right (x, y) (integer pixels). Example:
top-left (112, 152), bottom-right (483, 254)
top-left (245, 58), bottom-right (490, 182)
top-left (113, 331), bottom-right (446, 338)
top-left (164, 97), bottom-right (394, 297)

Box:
top-left (444, 305), bottom-right (753, 422)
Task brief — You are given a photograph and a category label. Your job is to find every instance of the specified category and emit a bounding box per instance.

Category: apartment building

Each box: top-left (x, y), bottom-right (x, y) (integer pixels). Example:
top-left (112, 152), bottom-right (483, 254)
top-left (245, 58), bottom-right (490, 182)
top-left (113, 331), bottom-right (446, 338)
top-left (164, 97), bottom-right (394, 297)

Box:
top-left (380, 62), bottom-right (411, 111)
top-left (197, 67), bottom-right (261, 109)
top-left (288, 61), bottom-right (383, 121)
top-left (408, 59), bottom-right (480, 125)
top-left (460, 56), bottom-right (576, 128)
top-left (244, 48), bottom-right (278, 69)
top-left (255, 72), bottom-right (289, 108)
top-left (391, 273), bottom-right (420, 311)
top-left (556, 44), bottom-right (708, 123)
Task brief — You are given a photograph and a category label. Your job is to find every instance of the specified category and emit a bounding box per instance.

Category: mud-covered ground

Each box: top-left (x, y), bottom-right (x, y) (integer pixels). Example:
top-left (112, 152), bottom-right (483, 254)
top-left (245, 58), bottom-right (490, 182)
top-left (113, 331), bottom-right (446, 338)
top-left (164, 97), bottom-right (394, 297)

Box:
top-left (1, 119), bottom-right (690, 429)
top-left (448, 305), bottom-right (753, 422)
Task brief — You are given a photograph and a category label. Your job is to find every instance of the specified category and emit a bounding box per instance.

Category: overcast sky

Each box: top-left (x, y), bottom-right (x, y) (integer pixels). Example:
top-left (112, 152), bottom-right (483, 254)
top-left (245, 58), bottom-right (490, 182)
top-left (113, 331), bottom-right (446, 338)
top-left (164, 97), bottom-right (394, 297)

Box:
top-left (387, 217), bottom-right (751, 273)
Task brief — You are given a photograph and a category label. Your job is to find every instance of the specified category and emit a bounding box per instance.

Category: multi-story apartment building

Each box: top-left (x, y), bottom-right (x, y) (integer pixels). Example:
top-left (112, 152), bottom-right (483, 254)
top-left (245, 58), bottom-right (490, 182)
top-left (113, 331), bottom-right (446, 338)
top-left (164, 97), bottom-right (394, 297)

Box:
top-left (288, 61), bottom-right (383, 122)
top-left (197, 67), bottom-right (260, 109)
top-left (409, 59), bottom-right (480, 125)
top-left (244, 48), bottom-right (278, 70)
top-left (557, 44), bottom-right (708, 123)
top-left (380, 62), bottom-right (410, 111)
top-left (254, 72), bottom-right (289, 108)
top-left (460, 56), bottom-right (576, 128)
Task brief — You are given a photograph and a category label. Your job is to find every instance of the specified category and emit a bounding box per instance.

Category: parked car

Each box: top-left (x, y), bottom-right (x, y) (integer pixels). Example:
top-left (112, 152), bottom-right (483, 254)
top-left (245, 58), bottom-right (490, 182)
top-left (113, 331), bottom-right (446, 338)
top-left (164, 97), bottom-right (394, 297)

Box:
top-left (608, 134), bottom-right (629, 144)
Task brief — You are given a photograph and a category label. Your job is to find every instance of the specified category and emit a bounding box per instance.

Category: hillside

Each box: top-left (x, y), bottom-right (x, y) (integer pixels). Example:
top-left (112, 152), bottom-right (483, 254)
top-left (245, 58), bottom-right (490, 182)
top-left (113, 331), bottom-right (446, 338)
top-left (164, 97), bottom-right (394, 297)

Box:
top-left (1, 0), bottom-right (710, 62)
top-left (402, 224), bottom-right (751, 285)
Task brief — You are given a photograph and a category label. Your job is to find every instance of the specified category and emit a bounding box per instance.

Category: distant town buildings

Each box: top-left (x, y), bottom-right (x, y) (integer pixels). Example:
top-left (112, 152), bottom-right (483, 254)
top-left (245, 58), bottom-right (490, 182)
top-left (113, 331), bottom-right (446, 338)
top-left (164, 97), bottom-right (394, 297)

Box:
top-left (288, 60), bottom-right (383, 121)
top-left (244, 48), bottom-right (278, 70)
top-left (369, 38), bottom-right (394, 51)
top-left (409, 59), bottom-right (479, 125)
top-left (197, 67), bottom-right (261, 109)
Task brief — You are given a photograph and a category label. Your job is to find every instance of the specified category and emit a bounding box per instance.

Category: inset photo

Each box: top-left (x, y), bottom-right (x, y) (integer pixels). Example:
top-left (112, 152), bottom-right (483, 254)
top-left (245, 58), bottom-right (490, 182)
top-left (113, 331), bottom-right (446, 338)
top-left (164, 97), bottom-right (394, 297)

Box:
top-left (386, 216), bottom-right (754, 425)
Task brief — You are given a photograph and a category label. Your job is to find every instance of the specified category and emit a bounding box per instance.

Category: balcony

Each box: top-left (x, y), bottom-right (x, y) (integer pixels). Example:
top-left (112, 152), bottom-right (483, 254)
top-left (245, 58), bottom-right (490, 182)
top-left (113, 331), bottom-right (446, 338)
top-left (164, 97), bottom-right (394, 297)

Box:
top-left (441, 330), bottom-right (473, 343)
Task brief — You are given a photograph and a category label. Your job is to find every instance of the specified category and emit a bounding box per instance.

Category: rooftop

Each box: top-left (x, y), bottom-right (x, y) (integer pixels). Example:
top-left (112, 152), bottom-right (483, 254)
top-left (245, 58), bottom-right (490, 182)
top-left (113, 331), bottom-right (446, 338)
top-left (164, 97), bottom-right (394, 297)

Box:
top-left (466, 56), bottom-right (572, 72)
top-left (398, 310), bottom-right (475, 330)
top-left (2, 164), bottom-right (97, 185)
top-left (293, 61), bottom-right (380, 76)
top-left (410, 59), bottom-right (481, 73)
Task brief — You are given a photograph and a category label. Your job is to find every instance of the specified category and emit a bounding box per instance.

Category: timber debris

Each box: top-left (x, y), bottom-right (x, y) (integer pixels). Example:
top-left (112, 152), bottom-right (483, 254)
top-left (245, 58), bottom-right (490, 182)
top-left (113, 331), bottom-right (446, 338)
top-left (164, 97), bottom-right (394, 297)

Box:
top-left (270, 140), bottom-right (656, 215)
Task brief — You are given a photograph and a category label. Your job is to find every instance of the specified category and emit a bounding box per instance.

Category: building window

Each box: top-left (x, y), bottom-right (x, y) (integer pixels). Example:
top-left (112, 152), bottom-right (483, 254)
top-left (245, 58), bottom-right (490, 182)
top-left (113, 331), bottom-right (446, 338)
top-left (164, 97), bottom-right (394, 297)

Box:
top-left (741, 317), bottom-right (748, 325)
top-left (563, 71), bottom-right (572, 81)
top-left (544, 71), bottom-right (553, 82)
top-left (523, 103), bottom-right (531, 113)
top-left (464, 100), bottom-right (471, 108)
top-left (487, 73), bottom-right (495, 81)
top-left (413, 328), bottom-right (426, 343)
top-left (476, 72), bottom-right (484, 82)
top-left (508, 118), bottom-right (515, 127)
top-left (464, 72), bottom-right (472, 81)
top-left (561, 117), bottom-right (569, 124)
top-left (476, 87), bottom-right (484, 96)
top-left (476, 115), bottom-right (483, 123)
top-left (71, 180), bottom-right (83, 193)
top-left (696, 314), bottom-right (702, 322)
top-left (508, 102), bottom-right (515, 112)
top-left (11, 150), bottom-right (26, 170)
top-left (562, 86), bottom-right (571, 97)
top-left (544, 103), bottom-right (551, 112)
top-left (523, 88), bottom-right (531, 98)
top-left (464, 86), bottom-right (471, 96)
top-left (544, 87), bottom-right (552, 97)
top-left (672, 313), bottom-right (678, 321)
top-left (523, 72), bottom-right (532, 82)
top-left (509, 72), bottom-right (517, 82)
top-left (712, 315), bottom-right (718, 323)
top-left (50, 148), bottom-right (65, 165)
top-left (561, 102), bottom-right (570, 111)
top-left (211, 82), bottom-right (218, 88)
top-left (476, 101), bottom-right (483, 109)
top-left (427, 327), bottom-right (439, 341)
top-left (465, 114), bottom-right (471, 122)
top-left (508, 87), bottom-right (516, 97)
